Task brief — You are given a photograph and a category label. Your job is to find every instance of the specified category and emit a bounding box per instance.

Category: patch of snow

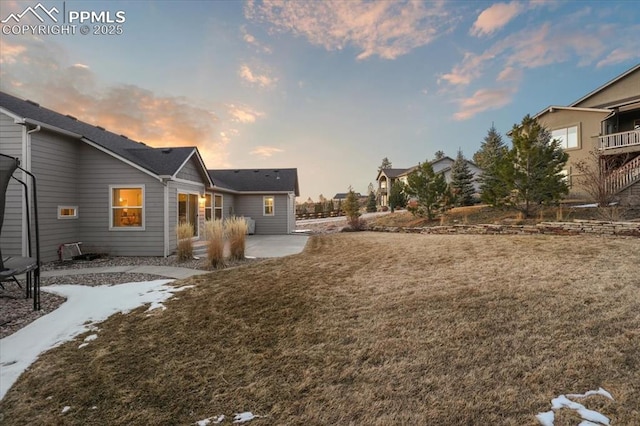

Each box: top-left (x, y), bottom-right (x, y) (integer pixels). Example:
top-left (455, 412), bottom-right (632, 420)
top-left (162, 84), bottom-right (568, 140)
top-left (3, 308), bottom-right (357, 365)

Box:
top-left (537, 388), bottom-right (613, 426)
top-left (83, 334), bottom-right (98, 342)
top-left (233, 412), bottom-right (262, 423)
top-left (78, 343), bottom-right (89, 349)
top-left (0, 279), bottom-right (190, 400)
top-left (536, 410), bottom-right (554, 426)
top-left (91, 406), bottom-right (97, 410)
top-left (196, 415), bottom-right (225, 425)
top-left (62, 406), bottom-right (71, 414)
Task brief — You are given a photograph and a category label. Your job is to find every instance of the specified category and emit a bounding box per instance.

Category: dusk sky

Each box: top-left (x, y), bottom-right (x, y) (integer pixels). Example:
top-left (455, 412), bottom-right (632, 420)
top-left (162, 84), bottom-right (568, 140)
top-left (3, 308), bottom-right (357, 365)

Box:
top-left (1, 1), bottom-right (639, 201)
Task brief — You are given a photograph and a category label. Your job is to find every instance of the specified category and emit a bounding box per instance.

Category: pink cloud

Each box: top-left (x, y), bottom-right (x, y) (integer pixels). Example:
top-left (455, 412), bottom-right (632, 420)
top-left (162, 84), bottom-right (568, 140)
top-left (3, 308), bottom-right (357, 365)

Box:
top-left (245, 0), bottom-right (458, 60)
top-left (453, 87), bottom-right (515, 121)
top-left (238, 64), bottom-right (277, 88)
top-left (249, 146), bottom-right (284, 158)
top-left (470, 1), bottom-right (524, 37)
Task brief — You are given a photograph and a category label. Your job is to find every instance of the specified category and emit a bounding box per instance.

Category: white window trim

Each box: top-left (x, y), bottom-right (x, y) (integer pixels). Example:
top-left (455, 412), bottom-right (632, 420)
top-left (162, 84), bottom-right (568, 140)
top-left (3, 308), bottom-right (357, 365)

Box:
top-left (57, 205), bottom-right (78, 219)
top-left (214, 194), bottom-right (223, 220)
top-left (551, 124), bottom-right (580, 150)
top-left (263, 195), bottom-right (275, 216)
top-left (109, 184), bottom-right (145, 231)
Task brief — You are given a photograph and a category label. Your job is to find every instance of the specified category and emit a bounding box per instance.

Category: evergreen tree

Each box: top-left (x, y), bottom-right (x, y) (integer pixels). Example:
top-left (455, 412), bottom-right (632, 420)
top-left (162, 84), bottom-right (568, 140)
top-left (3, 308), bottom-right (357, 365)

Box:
top-left (378, 157), bottom-right (392, 173)
top-left (503, 115), bottom-right (569, 217)
top-left (366, 191), bottom-right (377, 212)
top-left (388, 181), bottom-right (408, 213)
top-left (450, 149), bottom-right (476, 206)
top-left (343, 188), bottom-right (364, 230)
top-left (434, 150), bottom-right (446, 160)
top-left (405, 161), bottom-right (448, 219)
top-left (473, 124), bottom-right (506, 169)
top-left (476, 125), bottom-right (510, 206)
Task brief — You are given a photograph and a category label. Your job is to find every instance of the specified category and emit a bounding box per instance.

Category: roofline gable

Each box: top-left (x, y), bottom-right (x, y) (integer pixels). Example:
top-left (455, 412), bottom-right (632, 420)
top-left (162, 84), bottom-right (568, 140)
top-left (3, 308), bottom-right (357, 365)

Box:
top-left (569, 63), bottom-right (640, 107)
top-left (171, 147), bottom-right (214, 187)
top-left (533, 105), bottom-right (612, 120)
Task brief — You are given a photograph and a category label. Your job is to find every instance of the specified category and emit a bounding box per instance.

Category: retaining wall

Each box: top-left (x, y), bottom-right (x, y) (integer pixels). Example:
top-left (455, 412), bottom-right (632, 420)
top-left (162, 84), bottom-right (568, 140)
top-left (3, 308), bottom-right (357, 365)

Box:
top-left (367, 220), bottom-right (640, 238)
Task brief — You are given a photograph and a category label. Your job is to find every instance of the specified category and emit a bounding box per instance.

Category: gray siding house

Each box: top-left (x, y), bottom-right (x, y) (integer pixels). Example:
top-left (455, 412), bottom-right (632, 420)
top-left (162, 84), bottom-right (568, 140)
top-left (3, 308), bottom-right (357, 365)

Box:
top-left (0, 91), bottom-right (299, 262)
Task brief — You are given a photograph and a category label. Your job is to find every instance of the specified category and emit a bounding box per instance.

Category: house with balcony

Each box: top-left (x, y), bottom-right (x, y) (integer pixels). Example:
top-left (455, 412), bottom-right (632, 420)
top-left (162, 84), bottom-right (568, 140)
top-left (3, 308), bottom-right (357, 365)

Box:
top-left (533, 63), bottom-right (640, 204)
top-left (376, 156), bottom-right (482, 208)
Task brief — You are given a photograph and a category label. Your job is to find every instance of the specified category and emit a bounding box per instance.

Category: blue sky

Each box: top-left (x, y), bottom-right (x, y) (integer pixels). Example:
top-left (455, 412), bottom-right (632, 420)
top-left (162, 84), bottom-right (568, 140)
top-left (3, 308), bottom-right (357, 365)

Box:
top-left (1, 1), bottom-right (639, 201)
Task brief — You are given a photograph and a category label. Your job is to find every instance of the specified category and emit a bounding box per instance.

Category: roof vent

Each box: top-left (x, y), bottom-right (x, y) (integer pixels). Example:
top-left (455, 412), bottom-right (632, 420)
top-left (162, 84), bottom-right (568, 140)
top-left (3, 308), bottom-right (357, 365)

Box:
top-left (120, 134), bottom-right (128, 139)
top-left (161, 148), bottom-right (172, 154)
top-left (66, 114), bottom-right (77, 120)
top-left (234, 170), bottom-right (240, 173)
top-left (96, 125), bottom-right (105, 131)
top-left (254, 170), bottom-right (259, 173)
top-left (26, 100), bottom-right (40, 107)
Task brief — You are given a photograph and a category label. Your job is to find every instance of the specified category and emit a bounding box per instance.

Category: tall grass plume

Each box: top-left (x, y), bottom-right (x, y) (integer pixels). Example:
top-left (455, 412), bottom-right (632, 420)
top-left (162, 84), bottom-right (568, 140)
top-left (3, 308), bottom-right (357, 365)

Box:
top-left (176, 222), bottom-right (194, 261)
top-left (205, 219), bottom-right (225, 268)
top-left (226, 217), bottom-right (247, 260)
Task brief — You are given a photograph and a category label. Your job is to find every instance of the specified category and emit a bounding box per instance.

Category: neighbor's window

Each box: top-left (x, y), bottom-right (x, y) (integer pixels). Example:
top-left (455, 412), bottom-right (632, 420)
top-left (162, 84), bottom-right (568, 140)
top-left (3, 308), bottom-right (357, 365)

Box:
top-left (110, 186), bottom-right (144, 229)
top-left (214, 194), bottom-right (223, 219)
top-left (263, 196), bottom-right (274, 216)
top-left (58, 206), bottom-right (78, 219)
top-left (552, 126), bottom-right (578, 149)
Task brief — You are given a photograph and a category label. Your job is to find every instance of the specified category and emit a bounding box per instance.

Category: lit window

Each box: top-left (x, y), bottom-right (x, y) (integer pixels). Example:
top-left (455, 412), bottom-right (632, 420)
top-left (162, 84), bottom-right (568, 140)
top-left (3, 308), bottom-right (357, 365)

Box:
top-left (58, 206), bottom-right (78, 219)
top-left (552, 126), bottom-right (578, 149)
top-left (110, 186), bottom-right (144, 229)
top-left (263, 196), bottom-right (274, 216)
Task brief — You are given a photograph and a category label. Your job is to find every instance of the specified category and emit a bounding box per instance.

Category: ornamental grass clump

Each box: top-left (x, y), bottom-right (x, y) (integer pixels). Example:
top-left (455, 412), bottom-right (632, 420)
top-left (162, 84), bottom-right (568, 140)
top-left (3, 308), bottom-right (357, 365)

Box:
top-left (225, 217), bottom-right (247, 260)
top-left (204, 219), bottom-right (225, 268)
top-left (176, 222), bottom-right (194, 261)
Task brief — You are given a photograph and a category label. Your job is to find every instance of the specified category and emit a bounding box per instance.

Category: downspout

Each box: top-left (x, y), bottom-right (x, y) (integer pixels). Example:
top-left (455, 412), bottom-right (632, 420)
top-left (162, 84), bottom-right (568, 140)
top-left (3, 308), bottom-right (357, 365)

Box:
top-left (22, 125), bottom-right (41, 256)
top-left (163, 180), bottom-right (169, 257)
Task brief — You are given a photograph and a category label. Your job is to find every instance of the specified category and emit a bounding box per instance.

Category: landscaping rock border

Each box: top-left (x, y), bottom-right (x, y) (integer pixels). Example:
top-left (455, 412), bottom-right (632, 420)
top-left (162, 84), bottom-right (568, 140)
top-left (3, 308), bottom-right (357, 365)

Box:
top-left (367, 220), bottom-right (640, 238)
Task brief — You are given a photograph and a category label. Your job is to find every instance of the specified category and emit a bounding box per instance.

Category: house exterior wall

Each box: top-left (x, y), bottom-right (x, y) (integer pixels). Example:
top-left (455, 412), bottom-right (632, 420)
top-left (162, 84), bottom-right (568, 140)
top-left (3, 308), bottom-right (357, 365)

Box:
top-left (537, 109), bottom-right (610, 199)
top-left (573, 69), bottom-right (640, 108)
top-left (234, 193), bottom-right (291, 234)
top-left (30, 129), bottom-right (82, 261)
top-left (77, 143), bottom-right (165, 258)
top-left (617, 180), bottom-right (640, 206)
top-left (0, 113), bottom-right (24, 258)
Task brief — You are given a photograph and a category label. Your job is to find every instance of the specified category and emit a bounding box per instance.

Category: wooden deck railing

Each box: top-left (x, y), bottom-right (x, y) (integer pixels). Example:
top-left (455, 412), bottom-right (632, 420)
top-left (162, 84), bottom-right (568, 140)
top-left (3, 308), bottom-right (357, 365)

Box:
top-left (599, 129), bottom-right (640, 150)
top-left (606, 155), bottom-right (640, 193)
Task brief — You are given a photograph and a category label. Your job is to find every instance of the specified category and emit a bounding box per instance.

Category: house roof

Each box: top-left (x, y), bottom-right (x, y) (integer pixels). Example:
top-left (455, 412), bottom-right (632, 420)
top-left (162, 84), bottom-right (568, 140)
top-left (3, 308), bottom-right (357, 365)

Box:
top-left (569, 63), bottom-right (640, 108)
top-left (333, 192), bottom-right (363, 200)
top-left (208, 168), bottom-right (299, 196)
top-left (0, 91), bottom-right (209, 181)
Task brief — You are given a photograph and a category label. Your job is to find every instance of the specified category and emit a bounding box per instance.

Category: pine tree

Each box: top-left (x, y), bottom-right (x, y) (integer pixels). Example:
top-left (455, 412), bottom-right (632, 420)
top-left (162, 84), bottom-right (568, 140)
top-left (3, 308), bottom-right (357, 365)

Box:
top-left (450, 149), bottom-right (476, 206)
top-left (476, 125), bottom-right (509, 206)
top-left (503, 115), bottom-right (569, 217)
top-left (366, 191), bottom-right (377, 212)
top-left (378, 157), bottom-right (392, 173)
top-left (388, 181), bottom-right (408, 213)
top-left (405, 161), bottom-right (448, 219)
top-left (343, 188), bottom-right (363, 230)
top-left (434, 150), bottom-right (446, 160)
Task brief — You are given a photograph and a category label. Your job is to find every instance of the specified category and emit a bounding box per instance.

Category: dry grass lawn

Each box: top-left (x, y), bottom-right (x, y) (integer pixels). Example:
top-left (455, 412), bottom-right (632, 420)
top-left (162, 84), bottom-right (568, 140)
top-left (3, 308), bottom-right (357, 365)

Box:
top-left (1, 233), bottom-right (639, 425)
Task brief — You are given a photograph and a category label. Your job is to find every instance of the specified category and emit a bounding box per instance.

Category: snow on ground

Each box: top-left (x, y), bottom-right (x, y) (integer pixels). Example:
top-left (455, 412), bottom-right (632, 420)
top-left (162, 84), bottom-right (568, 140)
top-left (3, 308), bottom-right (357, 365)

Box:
top-left (195, 412), bottom-right (265, 425)
top-left (0, 279), bottom-right (190, 400)
top-left (536, 388), bottom-right (614, 426)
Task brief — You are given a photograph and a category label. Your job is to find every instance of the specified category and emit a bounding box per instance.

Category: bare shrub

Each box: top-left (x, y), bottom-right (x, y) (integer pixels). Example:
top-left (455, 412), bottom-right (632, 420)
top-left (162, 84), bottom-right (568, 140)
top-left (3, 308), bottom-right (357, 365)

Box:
top-left (597, 206), bottom-right (625, 221)
top-left (226, 217), bottom-right (247, 260)
top-left (176, 222), bottom-right (194, 261)
top-left (205, 219), bottom-right (225, 268)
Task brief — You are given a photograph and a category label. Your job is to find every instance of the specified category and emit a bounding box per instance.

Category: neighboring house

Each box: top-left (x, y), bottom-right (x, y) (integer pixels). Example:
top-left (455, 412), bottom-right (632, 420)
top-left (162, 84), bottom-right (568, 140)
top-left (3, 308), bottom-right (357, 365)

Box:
top-left (207, 169), bottom-right (299, 235)
top-left (332, 192), bottom-right (362, 201)
top-left (376, 157), bottom-right (482, 207)
top-left (532, 63), bottom-right (640, 204)
top-left (0, 91), bottom-right (299, 262)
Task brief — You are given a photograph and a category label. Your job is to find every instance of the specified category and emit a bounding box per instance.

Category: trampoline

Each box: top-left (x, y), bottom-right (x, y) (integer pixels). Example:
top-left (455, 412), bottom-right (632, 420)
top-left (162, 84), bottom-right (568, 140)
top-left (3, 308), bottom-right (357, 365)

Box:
top-left (0, 153), bottom-right (41, 310)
